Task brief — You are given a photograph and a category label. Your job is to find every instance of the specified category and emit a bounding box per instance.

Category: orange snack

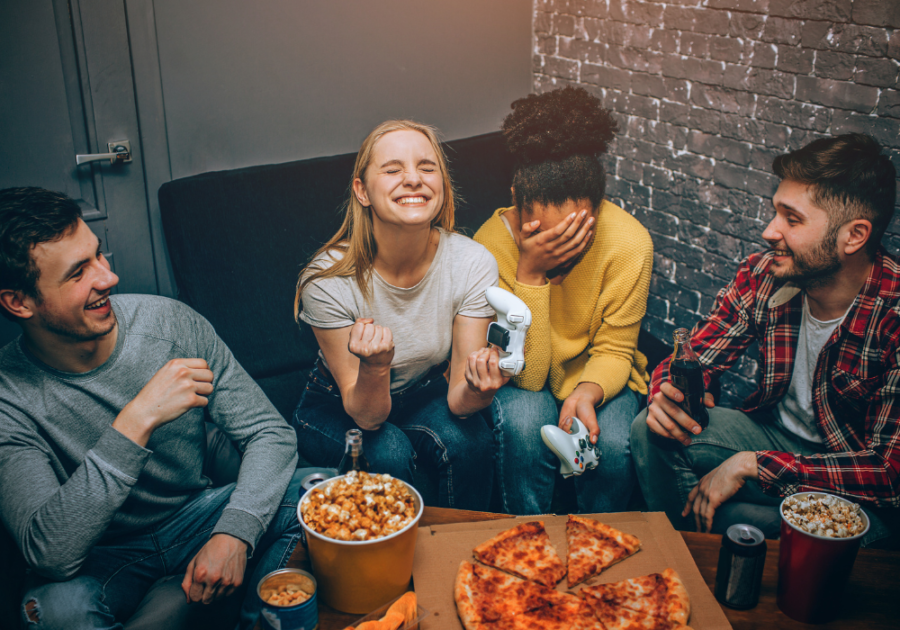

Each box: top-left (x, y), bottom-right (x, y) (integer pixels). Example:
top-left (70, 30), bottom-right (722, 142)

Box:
top-left (388, 591), bottom-right (417, 625)
top-left (346, 592), bottom-right (417, 630)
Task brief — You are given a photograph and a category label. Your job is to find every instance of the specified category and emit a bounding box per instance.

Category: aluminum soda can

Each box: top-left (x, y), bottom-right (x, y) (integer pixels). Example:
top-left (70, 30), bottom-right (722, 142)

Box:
top-left (714, 524), bottom-right (766, 610)
top-left (300, 471), bottom-right (336, 493)
top-left (258, 568), bottom-right (319, 630)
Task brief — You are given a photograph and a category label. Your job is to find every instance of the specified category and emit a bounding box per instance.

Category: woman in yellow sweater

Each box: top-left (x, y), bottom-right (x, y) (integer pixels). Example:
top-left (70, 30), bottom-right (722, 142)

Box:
top-left (474, 86), bottom-right (653, 514)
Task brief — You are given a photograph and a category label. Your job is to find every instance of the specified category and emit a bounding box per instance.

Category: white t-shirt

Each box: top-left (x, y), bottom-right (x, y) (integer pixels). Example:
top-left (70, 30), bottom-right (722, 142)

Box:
top-left (299, 229), bottom-right (499, 391)
top-left (777, 294), bottom-right (848, 443)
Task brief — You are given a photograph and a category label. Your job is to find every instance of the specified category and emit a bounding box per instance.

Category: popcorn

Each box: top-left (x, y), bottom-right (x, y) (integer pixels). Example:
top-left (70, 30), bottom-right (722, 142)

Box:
top-left (300, 471), bottom-right (416, 541)
top-left (782, 494), bottom-right (865, 539)
top-left (260, 574), bottom-right (315, 607)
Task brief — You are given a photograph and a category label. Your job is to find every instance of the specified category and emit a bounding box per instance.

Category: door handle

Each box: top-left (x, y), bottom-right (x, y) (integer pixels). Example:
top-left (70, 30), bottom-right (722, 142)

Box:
top-left (76, 141), bottom-right (132, 165)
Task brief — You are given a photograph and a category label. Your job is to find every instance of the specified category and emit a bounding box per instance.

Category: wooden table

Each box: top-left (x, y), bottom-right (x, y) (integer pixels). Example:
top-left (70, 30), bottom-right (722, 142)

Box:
top-left (289, 508), bottom-right (900, 630)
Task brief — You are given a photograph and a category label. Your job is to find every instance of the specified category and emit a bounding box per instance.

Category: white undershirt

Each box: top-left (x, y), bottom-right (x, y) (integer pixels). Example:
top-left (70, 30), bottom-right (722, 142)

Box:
top-left (777, 294), bottom-right (847, 443)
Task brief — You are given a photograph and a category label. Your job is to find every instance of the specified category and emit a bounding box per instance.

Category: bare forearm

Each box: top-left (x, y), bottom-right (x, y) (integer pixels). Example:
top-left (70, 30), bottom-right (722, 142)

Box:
top-left (447, 380), bottom-right (494, 418)
top-left (343, 364), bottom-right (392, 429)
top-left (111, 403), bottom-right (155, 447)
top-left (737, 451), bottom-right (759, 480)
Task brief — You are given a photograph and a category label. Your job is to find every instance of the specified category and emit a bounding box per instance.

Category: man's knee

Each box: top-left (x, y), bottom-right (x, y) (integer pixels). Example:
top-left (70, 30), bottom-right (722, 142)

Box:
top-left (22, 577), bottom-right (110, 630)
top-left (630, 408), bottom-right (651, 456)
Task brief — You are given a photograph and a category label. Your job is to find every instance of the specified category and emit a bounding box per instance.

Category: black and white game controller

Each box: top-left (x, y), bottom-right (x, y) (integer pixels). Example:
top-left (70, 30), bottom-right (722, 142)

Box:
top-left (485, 287), bottom-right (531, 377)
top-left (540, 417), bottom-right (601, 478)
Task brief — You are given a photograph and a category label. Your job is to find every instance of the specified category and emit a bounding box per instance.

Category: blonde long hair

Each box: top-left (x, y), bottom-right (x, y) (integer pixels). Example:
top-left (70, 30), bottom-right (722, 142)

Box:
top-left (294, 120), bottom-right (456, 321)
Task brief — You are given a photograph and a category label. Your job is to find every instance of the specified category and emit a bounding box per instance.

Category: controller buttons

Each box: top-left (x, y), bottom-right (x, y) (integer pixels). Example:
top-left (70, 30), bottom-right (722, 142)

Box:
top-left (508, 315), bottom-right (524, 323)
top-left (578, 438), bottom-right (587, 450)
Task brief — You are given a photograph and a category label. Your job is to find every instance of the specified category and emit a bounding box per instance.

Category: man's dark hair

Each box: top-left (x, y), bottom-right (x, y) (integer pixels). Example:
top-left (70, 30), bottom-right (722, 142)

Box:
top-left (0, 187), bottom-right (82, 320)
top-left (501, 86), bottom-right (618, 212)
top-left (773, 134), bottom-right (897, 258)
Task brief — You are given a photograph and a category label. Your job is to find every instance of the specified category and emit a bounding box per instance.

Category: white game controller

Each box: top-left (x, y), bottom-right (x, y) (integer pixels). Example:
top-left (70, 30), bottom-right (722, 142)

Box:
top-left (485, 287), bottom-right (531, 377)
top-left (541, 417), bottom-right (601, 478)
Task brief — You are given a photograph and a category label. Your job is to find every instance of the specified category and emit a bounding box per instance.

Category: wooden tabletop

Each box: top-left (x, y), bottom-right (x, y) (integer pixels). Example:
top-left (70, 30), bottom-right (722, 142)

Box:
top-left (289, 508), bottom-right (900, 630)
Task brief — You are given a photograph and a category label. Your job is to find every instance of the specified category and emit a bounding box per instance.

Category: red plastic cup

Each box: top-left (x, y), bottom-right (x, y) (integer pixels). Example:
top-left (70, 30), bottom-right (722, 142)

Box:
top-left (777, 492), bottom-right (870, 624)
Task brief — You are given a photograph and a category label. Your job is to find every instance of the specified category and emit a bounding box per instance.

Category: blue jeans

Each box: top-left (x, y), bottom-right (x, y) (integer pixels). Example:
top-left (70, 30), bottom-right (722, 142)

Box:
top-left (20, 469), bottom-right (314, 630)
top-left (631, 406), bottom-right (894, 546)
top-left (291, 363), bottom-right (494, 510)
top-left (489, 385), bottom-right (640, 515)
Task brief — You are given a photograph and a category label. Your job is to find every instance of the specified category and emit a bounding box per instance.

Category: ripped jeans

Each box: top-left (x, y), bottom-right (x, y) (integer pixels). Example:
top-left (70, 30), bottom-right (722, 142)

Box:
top-left (20, 470), bottom-right (307, 630)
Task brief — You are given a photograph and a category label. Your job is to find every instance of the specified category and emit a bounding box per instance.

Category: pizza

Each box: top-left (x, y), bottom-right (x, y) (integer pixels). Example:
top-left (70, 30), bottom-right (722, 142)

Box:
top-left (455, 561), bottom-right (602, 630)
top-left (566, 515), bottom-right (642, 587)
top-left (454, 560), bottom-right (565, 627)
top-left (580, 569), bottom-right (692, 630)
top-left (453, 518), bottom-right (691, 630)
top-left (472, 521), bottom-right (566, 587)
top-left (484, 597), bottom-right (604, 630)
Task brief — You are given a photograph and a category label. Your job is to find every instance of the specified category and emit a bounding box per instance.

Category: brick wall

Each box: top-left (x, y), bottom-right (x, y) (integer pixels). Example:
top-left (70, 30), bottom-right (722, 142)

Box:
top-left (533, 0), bottom-right (900, 405)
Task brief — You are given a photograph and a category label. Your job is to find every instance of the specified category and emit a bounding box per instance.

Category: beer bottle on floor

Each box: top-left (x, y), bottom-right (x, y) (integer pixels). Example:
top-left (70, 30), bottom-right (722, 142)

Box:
top-left (338, 428), bottom-right (370, 474)
top-left (669, 328), bottom-right (709, 430)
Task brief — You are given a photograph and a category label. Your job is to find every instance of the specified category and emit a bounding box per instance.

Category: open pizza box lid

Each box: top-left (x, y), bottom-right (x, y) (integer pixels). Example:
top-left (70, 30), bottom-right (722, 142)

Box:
top-left (412, 511), bottom-right (732, 630)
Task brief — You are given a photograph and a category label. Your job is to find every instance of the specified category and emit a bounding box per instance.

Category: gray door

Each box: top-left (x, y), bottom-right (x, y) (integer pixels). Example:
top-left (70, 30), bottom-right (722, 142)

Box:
top-left (0, 0), bottom-right (156, 346)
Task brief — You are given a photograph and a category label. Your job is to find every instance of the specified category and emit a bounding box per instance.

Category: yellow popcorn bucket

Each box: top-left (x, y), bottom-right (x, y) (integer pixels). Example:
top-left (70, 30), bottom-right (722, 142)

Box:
top-left (297, 474), bottom-right (424, 614)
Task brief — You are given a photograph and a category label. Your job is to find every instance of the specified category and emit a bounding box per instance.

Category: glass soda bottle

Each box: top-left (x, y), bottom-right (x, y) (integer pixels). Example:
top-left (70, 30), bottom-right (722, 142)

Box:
top-left (338, 428), bottom-right (370, 474)
top-left (669, 328), bottom-right (709, 429)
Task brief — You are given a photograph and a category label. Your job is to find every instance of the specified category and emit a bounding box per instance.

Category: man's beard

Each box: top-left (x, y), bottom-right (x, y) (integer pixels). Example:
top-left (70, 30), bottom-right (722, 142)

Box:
top-left (771, 228), bottom-right (841, 289)
top-left (38, 305), bottom-right (117, 342)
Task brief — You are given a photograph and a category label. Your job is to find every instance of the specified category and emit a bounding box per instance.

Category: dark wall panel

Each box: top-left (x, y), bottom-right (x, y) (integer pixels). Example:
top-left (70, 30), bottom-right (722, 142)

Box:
top-left (152, 0), bottom-right (533, 179)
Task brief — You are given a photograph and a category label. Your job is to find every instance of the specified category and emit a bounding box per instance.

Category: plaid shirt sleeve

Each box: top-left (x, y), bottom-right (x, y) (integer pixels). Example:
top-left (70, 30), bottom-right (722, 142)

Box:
top-left (756, 335), bottom-right (900, 508)
top-left (649, 257), bottom-right (762, 401)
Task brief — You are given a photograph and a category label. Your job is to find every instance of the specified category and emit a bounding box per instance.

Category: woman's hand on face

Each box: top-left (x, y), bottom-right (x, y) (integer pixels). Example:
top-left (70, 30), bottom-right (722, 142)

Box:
top-left (516, 210), bottom-right (594, 285)
top-left (465, 346), bottom-right (510, 395)
top-left (348, 318), bottom-right (394, 368)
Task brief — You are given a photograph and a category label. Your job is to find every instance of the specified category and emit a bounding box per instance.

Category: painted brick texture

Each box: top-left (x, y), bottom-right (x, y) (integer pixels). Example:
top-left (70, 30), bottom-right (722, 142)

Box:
top-left (533, 0), bottom-right (900, 405)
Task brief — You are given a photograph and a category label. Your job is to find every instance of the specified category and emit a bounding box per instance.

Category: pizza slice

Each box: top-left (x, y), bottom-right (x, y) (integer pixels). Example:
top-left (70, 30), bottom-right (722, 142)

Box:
top-left (580, 569), bottom-right (691, 629)
top-left (454, 560), bottom-right (569, 630)
top-left (484, 596), bottom-right (604, 630)
top-left (566, 515), bottom-right (642, 587)
top-left (472, 521), bottom-right (566, 587)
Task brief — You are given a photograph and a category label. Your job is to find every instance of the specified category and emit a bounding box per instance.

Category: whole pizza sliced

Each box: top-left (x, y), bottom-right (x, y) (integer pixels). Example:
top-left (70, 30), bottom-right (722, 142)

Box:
top-left (580, 569), bottom-right (692, 630)
top-left (454, 560), bottom-right (571, 629)
top-left (566, 515), bottom-right (642, 587)
top-left (472, 521), bottom-right (566, 587)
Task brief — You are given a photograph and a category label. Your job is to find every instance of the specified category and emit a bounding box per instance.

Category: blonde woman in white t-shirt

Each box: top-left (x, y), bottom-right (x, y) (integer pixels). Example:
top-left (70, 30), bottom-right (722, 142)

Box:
top-left (291, 120), bottom-right (504, 510)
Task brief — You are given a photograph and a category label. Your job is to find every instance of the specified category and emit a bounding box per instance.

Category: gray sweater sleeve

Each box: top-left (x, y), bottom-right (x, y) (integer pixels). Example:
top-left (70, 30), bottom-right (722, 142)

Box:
top-left (0, 301), bottom-right (296, 578)
top-left (194, 315), bottom-right (298, 551)
top-left (0, 422), bottom-right (151, 580)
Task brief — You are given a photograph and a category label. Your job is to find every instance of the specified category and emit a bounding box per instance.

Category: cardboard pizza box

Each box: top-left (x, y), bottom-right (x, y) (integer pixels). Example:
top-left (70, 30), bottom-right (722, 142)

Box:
top-left (412, 511), bottom-right (733, 630)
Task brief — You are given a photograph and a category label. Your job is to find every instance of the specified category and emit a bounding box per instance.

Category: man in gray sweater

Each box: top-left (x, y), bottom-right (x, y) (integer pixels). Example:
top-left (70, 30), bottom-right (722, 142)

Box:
top-left (0, 188), bottom-right (301, 629)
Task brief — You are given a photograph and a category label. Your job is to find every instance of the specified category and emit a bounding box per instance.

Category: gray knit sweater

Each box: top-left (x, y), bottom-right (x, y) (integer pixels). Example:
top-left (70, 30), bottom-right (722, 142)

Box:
top-left (0, 295), bottom-right (298, 580)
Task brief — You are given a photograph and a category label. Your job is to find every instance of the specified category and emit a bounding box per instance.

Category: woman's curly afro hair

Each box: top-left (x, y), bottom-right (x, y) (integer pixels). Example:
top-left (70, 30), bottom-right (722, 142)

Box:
top-left (501, 86), bottom-right (618, 212)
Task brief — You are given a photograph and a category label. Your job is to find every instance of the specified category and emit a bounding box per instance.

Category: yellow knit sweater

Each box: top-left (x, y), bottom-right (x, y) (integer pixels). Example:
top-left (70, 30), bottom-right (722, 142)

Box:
top-left (474, 202), bottom-right (653, 404)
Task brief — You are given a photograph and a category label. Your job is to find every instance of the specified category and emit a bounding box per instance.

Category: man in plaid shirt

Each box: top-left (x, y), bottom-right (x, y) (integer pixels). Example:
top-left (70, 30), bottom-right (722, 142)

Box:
top-left (631, 134), bottom-right (898, 544)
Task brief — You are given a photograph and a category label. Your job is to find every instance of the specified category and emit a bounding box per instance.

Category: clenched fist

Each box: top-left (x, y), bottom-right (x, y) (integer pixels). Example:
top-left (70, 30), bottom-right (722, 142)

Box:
top-left (114, 358), bottom-right (214, 445)
top-left (348, 318), bottom-right (394, 367)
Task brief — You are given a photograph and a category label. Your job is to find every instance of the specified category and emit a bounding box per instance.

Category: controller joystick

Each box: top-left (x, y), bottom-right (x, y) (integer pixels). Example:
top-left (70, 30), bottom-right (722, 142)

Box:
top-left (541, 417), bottom-right (601, 478)
top-left (485, 287), bottom-right (531, 377)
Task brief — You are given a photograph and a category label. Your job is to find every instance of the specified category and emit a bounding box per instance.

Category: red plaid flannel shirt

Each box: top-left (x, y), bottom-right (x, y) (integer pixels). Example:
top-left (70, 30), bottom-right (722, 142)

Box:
top-left (650, 249), bottom-right (900, 508)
